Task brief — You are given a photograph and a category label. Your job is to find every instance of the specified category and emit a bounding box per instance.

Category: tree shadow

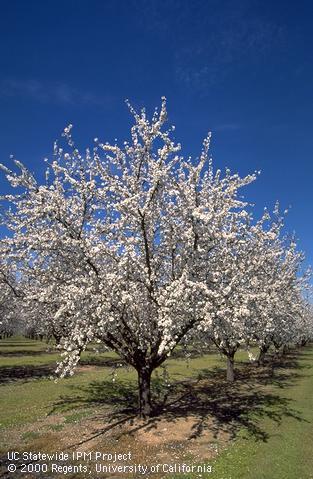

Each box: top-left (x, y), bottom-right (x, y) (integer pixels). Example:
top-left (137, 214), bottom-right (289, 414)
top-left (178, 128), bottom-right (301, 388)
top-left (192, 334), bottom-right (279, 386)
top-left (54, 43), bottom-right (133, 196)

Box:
top-left (198, 358), bottom-right (308, 391)
top-left (151, 375), bottom-right (304, 442)
top-left (50, 379), bottom-right (138, 414)
top-left (53, 350), bottom-right (309, 447)
top-left (79, 355), bottom-right (126, 368)
top-left (0, 351), bottom-right (126, 384)
top-left (170, 345), bottom-right (215, 360)
top-left (0, 350), bottom-right (57, 357)
top-left (0, 365), bottom-right (55, 384)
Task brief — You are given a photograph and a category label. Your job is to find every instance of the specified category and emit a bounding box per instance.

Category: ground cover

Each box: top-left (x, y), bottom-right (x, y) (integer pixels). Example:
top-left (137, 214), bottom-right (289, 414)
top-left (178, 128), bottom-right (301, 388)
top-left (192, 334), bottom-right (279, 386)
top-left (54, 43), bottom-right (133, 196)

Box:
top-left (0, 337), bottom-right (312, 479)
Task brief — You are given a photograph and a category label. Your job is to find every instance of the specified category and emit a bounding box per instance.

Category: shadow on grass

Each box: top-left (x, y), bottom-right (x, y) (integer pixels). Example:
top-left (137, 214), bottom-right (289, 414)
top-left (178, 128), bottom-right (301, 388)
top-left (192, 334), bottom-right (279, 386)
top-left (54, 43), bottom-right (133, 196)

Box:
top-left (80, 355), bottom-right (126, 368)
top-left (170, 345), bottom-right (215, 360)
top-left (0, 350), bottom-right (57, 357)
top-left (0, 364), bottom-right (55, 384)
top-left (50, 379), bottom-right (138, 414)
top-left (52, 350), bottom-right (310, 447)
top-left (0, 354), bottom-right (125, 383)
top-left (0, 340), bottom-right (48, 348)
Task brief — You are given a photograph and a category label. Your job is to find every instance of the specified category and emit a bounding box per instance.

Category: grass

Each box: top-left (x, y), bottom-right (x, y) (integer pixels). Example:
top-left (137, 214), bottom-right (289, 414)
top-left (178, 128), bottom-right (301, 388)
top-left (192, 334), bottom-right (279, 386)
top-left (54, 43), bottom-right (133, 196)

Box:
top-left (170, 347), bottom-right (313, 479)
top-left (0, 337), bottom-right (224, 429)
top-left (0, 337), bottom-right (312, 479)
top-left (209, 347), bottom-right (313, 479)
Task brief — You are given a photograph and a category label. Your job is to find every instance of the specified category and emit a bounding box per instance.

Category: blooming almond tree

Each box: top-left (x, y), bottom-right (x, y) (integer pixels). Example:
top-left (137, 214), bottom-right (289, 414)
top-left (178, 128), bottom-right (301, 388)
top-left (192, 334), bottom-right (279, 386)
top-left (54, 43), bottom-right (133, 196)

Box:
top-left (248, 220), bottom-right (309, 365)
top-left (196, 209), bottom-right (276, 380)
top-left (0, 255), bottom-right (21, 338)
top-left (1, 99), bottom-right (257, 417)
top-left (196, 212), bottom-right (255, 381)
top-left (296, 300), bottom-right (313, 347)
top-left (197, 205), bottom-right (309, 379)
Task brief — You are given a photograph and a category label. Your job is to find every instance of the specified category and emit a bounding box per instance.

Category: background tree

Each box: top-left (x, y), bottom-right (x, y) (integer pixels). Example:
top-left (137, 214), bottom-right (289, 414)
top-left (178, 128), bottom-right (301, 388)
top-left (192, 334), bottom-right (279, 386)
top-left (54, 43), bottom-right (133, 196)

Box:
top-left (248, 219), bottom-right (309, 365)
top-left (0, 255), bottom-right (21, 338)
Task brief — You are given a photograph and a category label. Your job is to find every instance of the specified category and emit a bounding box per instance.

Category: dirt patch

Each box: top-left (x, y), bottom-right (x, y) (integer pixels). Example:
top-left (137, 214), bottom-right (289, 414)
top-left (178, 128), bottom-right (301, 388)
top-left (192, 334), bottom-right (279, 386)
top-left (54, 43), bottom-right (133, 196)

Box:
top-left (1, 409), bottom-right (225, 478)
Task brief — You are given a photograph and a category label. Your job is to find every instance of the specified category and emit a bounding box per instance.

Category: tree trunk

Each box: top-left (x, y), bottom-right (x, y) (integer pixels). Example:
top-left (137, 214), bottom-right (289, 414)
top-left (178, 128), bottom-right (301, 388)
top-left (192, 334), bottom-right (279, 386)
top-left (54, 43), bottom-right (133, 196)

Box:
top-left (137, 366), bottom-right (152, 418)
top-left (282, 344), bottom-right (288, 355)
top-left (226, 355), bottom-right (235, 382)
top-left (257, 344), bottom-right (269, 366)
top-left (53, 333), bottom-right (62, 346)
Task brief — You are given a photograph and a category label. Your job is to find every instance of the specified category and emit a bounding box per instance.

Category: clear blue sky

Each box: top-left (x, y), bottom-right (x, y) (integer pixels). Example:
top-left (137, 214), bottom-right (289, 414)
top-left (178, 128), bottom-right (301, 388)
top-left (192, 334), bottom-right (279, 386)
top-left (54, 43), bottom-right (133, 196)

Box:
top-left (0, 0), bottom-right (312, 267)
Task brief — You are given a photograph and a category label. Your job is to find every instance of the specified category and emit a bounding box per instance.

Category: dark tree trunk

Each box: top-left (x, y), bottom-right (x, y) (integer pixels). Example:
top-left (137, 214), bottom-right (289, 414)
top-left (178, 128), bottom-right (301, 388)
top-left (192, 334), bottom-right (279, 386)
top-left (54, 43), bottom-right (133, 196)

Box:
top-left (53, 333), bottom-right (62, 346)
top-left (257, 344), bottom-right (269, 366)
top-left (282, 344), bottom-right (288, 355)
top-left (137, 366), bottom-right (152, 418)
top-left (272, 341), bottom-right (281, 357)
top-left (226, 354), bottom-right (235, 382)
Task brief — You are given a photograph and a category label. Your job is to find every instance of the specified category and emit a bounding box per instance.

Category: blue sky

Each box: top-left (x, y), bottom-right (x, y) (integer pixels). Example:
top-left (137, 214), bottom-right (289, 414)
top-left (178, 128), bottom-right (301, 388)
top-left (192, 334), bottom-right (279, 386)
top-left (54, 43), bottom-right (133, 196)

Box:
top-left (0, 0), bottom-right (312, 267)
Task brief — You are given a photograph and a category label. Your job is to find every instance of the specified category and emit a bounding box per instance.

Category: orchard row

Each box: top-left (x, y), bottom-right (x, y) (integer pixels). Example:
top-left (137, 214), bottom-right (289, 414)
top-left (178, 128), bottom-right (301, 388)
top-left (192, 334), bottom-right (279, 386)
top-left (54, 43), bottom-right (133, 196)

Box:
top-left (0, 98), bottom-right (312, 416)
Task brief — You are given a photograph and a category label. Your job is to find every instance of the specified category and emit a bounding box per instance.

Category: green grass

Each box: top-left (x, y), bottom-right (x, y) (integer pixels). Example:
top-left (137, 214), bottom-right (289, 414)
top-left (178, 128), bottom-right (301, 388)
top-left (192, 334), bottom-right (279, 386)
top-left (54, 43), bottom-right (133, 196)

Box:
top-left (0, 337), bottom-right (222, 429)
top-left (49, 424), bottom-right (64, 432)
top-left (1, 337), bottom-right (312, 479)
top-left (209, 347), bottom-right (313, 479)
top-left (63, 410), bottom-right (90, 424)
top-left (21, 431), bottom-right (40, 441)
top-left (170, 347), bottom-right (313, 479)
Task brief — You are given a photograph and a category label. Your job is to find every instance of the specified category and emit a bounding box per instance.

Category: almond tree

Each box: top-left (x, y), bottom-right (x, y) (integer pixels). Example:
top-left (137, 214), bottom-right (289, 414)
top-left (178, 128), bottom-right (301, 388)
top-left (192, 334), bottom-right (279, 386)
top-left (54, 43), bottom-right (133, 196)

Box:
top-left (248, 222), bottom-right (309, 364)
top-left (0, 256), bottom-right (21, 338)
top-left (197, 212), bottom-right (257, 381)
top-left (198, 206), bottom-right (309, 378)
top-left (0, 99), bottom-right (257, 416)
top-left (296, 301), bottom-right (313, 347)
top-left (197, 210), bottom-right (276, 380)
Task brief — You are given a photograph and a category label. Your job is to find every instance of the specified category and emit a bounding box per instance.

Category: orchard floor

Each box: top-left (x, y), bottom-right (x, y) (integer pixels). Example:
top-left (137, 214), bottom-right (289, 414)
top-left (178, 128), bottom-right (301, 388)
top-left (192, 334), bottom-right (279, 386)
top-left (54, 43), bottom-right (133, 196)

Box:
top-left (0, 338), bottom-right (312, 479)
